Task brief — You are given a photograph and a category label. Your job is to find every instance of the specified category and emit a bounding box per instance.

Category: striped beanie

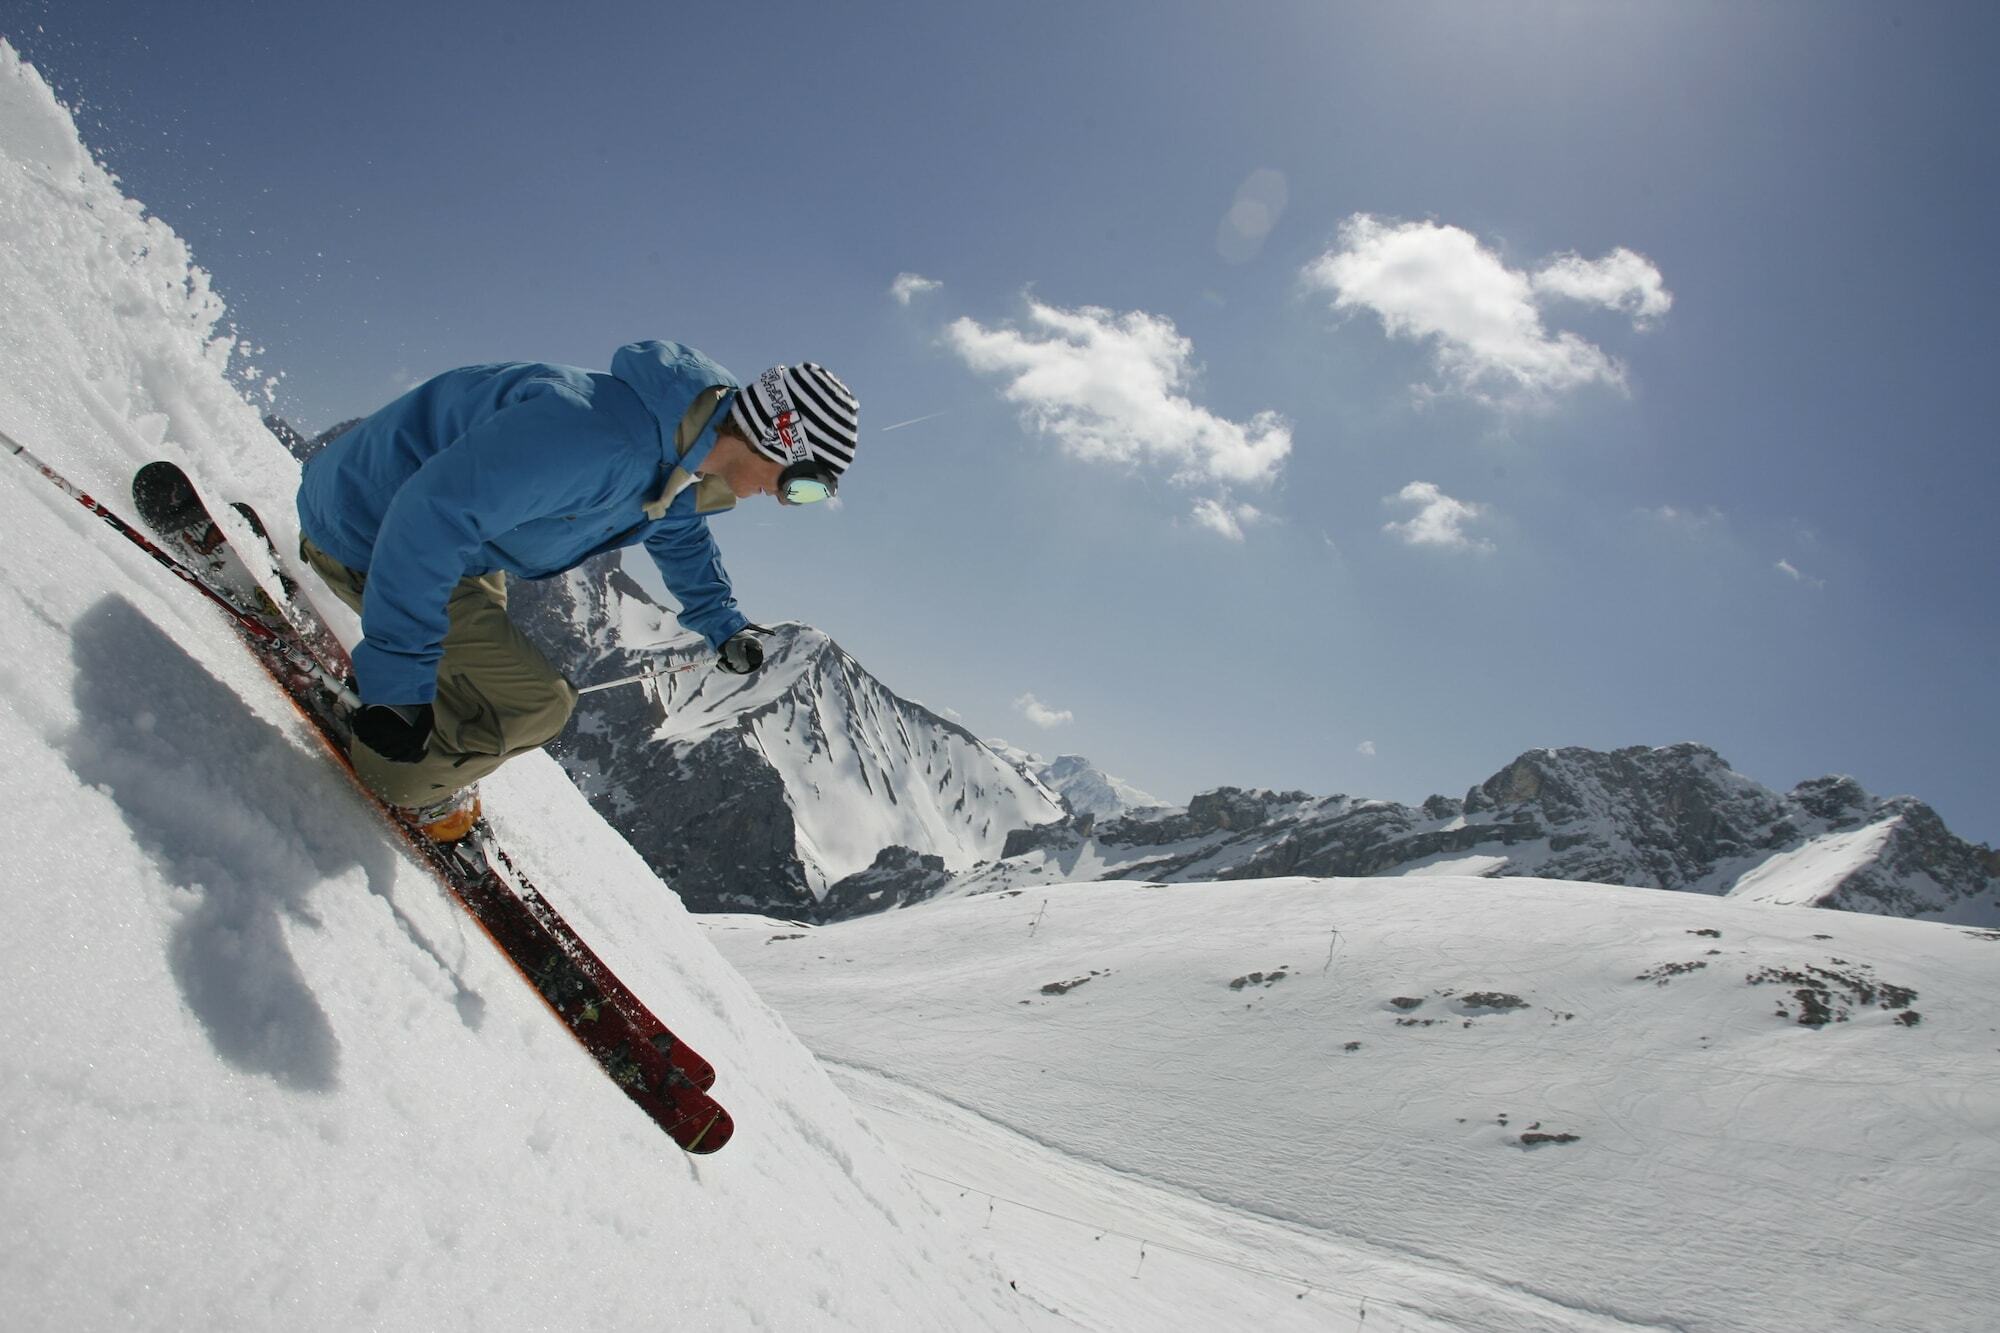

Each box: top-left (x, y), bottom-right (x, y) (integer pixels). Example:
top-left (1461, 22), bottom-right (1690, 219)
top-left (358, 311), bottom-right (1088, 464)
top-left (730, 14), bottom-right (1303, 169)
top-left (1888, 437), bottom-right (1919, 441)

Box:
top-left (727, 362), bottom-right (860, 475)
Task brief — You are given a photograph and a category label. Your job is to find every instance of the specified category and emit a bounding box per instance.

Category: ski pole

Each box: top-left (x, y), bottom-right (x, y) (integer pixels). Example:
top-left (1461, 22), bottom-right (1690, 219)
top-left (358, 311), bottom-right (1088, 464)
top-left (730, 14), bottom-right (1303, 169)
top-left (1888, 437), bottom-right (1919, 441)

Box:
top-left (574, 660), bottom-right (710, 696)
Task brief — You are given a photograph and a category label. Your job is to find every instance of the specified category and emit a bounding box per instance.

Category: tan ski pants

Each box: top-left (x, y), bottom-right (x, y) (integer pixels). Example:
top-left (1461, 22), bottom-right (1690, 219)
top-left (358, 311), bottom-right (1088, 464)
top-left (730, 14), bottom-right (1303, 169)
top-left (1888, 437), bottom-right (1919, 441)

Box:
top-left (300, 538), bottom-right (578, 807)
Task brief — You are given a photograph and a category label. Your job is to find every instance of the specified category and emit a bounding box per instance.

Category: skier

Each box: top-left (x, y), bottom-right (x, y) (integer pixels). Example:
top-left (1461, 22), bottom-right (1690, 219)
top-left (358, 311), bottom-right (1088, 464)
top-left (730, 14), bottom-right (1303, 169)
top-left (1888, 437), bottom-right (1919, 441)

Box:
top-left (294, 341), bottom-right (859, 841)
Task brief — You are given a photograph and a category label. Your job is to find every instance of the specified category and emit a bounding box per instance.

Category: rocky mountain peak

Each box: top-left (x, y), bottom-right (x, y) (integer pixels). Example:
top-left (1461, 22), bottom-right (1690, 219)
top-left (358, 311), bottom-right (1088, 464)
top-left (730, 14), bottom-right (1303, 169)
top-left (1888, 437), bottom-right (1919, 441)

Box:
top-left (945, 744), bottom-right (1998, 928)
top-left (1788, 774), bottom-right (1874, 824)
top-left (1187, 786), bottom-right (1314, 832)
top-left (1466, 743), bottom-right (1745, 819)
top-left (514, 565), bottom-right (1062, 914)
top-left (984, 743), bottom-right (1156, 820)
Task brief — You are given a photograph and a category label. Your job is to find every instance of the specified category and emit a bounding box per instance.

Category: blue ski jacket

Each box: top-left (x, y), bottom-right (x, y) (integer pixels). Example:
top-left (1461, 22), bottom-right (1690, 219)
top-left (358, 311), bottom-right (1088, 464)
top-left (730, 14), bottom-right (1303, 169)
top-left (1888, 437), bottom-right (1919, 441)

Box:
top-left (296, 340), bottom-right (748, 706)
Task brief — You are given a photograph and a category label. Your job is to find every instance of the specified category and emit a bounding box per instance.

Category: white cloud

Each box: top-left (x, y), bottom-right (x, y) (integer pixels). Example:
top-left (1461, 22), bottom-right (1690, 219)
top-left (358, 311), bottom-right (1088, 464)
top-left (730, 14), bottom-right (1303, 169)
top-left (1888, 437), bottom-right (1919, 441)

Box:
top-left (1775, 559), bottom-right (1826, 588)
top-left (1383, 481), bottom-right (1494, 553)
top-left (1190, 497), bottom-right (1267, 542)
top-left (1532, 248), bottom-right (1673, 326)
top-left (891, 272), bottom-right (942, 305)
top-left (1014, 692), bottom-right (1074, 730)
top-left (946, 300), bottom-right (1293, 489)
top-left (1303, 215), bottom-right (1671, 408)
top-left (1357, 740), bottom-right (1377, 758)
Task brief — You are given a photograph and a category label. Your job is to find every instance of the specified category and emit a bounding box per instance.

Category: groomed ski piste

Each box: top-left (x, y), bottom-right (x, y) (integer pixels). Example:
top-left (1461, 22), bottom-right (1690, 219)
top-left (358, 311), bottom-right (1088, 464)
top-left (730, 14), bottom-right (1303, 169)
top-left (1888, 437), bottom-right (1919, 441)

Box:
top-left (3, 41), bottom-right (1997, 1333)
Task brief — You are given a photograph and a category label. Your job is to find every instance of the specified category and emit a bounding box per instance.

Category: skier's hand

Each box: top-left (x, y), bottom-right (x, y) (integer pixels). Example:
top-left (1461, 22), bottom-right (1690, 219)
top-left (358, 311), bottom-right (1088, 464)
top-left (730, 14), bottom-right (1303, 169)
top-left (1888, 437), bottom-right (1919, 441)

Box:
top-left (716, 628), bottom-right (765, 675)
top-left (353, 702), bottom-right (435, 763)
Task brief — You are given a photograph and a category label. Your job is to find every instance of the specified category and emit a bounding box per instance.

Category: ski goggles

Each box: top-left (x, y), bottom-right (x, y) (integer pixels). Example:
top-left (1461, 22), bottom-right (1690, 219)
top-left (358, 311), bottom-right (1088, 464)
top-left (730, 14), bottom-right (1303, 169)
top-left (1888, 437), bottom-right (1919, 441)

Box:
top-left (777, 456), bottom-right (839, 505)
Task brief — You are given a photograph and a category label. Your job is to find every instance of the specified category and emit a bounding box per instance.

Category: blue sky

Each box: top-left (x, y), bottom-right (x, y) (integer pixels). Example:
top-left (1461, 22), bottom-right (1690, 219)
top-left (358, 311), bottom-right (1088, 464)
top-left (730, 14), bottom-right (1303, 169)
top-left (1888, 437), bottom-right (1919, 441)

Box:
top-left (9, 1), bottom-right (1996, 840)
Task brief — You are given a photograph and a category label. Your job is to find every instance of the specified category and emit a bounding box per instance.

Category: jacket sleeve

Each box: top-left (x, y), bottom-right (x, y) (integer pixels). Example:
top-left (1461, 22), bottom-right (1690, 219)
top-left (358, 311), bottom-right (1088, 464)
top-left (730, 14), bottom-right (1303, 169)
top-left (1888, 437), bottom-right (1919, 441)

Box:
top-left (643, 515), bottom-right (750, 650)
top-left (351, 387), bottom-right (623, 704)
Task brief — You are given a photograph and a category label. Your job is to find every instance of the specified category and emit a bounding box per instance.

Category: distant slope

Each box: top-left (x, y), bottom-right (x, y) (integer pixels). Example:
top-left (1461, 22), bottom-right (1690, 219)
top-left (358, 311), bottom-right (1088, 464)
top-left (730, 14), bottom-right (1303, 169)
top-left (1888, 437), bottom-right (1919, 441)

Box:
top-left (712, 875), bottom-right (2000, 1333)
top-left (1725, 815), bottom-right (1901, 907)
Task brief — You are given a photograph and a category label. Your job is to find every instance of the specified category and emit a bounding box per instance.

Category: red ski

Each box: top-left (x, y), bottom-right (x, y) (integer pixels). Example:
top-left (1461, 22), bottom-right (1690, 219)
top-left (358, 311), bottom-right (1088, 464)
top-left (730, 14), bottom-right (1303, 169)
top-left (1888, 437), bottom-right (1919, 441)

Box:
top-left (130, 463), bottom-right (723, 1097)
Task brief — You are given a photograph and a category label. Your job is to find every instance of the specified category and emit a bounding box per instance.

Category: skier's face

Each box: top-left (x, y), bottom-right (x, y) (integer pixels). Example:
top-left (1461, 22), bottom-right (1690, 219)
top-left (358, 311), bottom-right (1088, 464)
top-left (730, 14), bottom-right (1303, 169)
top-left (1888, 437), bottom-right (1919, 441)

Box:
top-left (703, 434), bottom-right (786, 503)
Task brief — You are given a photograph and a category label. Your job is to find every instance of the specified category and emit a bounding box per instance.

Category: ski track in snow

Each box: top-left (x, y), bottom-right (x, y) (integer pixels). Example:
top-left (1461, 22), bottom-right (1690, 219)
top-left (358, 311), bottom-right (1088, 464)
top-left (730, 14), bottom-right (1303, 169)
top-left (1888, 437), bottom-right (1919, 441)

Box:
top-left (820, 1057), bottom-right (1679, 1333)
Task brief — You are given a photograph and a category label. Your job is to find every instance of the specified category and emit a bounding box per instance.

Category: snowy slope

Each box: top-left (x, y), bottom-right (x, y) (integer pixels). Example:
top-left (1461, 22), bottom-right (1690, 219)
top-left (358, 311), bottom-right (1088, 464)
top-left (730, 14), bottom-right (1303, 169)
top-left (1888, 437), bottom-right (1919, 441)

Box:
top-left (1725, 816), bottom-right (1901, 907)
top-left (0, 43), bottom-right (1039, 1330)
top-left (711, 877), bottom-right (2000, 1333)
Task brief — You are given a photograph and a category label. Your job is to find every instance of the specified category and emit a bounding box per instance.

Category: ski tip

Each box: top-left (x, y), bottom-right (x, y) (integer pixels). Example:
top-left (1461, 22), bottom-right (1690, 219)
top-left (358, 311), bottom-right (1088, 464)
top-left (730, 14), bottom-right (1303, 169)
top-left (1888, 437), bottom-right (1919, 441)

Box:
top-left (131, 460), bottom-right (203, 531)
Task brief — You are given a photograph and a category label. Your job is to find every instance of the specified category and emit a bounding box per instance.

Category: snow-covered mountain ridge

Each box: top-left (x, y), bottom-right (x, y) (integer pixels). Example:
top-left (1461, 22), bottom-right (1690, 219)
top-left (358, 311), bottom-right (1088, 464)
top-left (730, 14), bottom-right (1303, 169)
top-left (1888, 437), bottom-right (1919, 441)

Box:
top-left (986, 738), bottom-right (1162, 820)
top-left (507, 567), bottom-right (1065, 915)
top-left (932, 742), bottom-right (2000, 925)
top-left (501, 552), bottom-right (1996, 925)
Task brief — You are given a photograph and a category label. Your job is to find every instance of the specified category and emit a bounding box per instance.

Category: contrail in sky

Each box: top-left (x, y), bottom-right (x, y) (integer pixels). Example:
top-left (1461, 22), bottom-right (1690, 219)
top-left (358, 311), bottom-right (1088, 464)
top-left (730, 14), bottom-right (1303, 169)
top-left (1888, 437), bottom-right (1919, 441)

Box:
top-left (879, 410), bottom-right (948, 433)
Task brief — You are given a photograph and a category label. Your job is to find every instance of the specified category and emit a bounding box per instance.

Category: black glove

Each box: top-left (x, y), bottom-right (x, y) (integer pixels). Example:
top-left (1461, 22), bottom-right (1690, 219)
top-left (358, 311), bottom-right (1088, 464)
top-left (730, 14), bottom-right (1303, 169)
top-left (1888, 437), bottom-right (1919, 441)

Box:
top-left (352, 702), bottom-right (435, 763)
top-left (716, 627), bottom-right (766, 675)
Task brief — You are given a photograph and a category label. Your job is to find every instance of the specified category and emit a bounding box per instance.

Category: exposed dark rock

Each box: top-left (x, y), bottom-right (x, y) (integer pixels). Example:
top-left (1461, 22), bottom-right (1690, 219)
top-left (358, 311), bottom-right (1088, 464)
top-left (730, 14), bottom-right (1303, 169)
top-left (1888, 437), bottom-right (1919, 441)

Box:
top-left (818, 846), bottom-right (954, 922)
top-left (1745, 961), bottom-right (1919, 1028)
top-left (1789, 775), bottom-right (1873, 824)
top-left (1637, 961), bottom-right (1709, 986)
top-left (1455, 992), bottom-right (1528, 1013)
top-left (263, 414), bottom-right (308, 459)
top-left (1002, 816), bottom-right (1090, 859)
top-left (264, 414), bottom-right (362, 464)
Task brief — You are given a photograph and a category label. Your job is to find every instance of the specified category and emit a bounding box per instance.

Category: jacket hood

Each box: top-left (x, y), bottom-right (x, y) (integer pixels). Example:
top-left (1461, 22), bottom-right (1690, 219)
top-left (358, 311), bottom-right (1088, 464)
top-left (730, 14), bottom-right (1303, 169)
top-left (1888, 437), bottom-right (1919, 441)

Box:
top-left (609, 340), bottom-right (741, 470)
